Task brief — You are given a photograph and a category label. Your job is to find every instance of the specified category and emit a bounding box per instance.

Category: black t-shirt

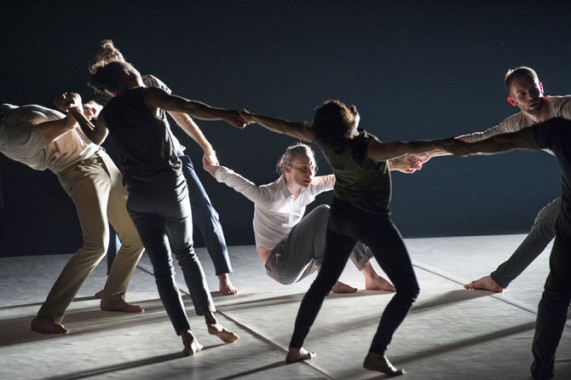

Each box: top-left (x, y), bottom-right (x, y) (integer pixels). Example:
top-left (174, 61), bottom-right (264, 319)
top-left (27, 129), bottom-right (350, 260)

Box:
top-left (532, 117), bottom-right (571, 243)
top-left (102, 87), bottom-right (180, 180)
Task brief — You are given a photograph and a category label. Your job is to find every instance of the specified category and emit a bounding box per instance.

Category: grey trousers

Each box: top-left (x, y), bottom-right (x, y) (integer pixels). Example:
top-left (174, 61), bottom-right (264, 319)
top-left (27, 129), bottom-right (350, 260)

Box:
top-left (265, 204), bottom-right (372, 285)
top-left (491, 197), bottom-right (560, 288)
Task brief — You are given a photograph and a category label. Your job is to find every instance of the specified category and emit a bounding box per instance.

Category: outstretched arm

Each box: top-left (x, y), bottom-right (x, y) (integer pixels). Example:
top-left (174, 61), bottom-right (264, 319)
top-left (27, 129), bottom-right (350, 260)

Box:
top-left (367, 138), bottom-right (441, 162)
top-left (144, 87), bottom-right (245, 129)
top-left (239, 109), bottom-right (315, 142)
top-left (438, 128), bottom-right (538, 156)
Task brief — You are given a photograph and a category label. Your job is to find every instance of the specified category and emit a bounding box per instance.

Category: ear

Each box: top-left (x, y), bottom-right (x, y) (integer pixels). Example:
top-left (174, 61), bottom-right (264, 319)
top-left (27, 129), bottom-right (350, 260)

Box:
top-left (539, 82), bottom-right (544, 95)
top-left (507, 97), bottom-right (517, 106)
top-left (283, 165), bottom-right (292, 174)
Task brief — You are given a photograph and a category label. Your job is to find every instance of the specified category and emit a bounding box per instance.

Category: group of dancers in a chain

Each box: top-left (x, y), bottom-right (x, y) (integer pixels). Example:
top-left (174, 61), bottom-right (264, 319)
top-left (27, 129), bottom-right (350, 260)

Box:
top-left (1, 40), bottom-right (570, 379)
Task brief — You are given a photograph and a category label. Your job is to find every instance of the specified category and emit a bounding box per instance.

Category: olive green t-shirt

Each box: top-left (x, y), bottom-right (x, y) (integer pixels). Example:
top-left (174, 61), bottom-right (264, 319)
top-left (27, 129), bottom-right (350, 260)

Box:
top-left (319, 130), bottom-right (391, 216)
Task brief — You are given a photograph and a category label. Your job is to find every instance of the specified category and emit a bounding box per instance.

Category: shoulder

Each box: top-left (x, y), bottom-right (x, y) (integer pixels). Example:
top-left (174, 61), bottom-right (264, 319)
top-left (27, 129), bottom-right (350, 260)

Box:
top-left (498, 112), bottom-right (531, 131)
top-left (142, 75), bottom-right (171, 93)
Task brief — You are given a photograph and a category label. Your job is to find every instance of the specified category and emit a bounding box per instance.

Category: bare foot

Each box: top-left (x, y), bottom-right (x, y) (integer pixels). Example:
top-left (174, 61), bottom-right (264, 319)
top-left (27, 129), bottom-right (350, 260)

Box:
top-left (464, 275), bottom-right (504, 293)
top-left (219, 274), bottom-right (238, 296)
top-left (31, 316), bottom-right (68, 334)
top-left (365, 275), bottom-right (396, 292)
top-left (363, 352), bottom-right (405, 377)
top-left (286, 347), bottom-right (316, 363)
top-left (100, 299), bottom-right (144, 313)
top-left (332, 281), bottom-right (357, 293)
top-left (181, 330), bottom-right (203, 356)
top-left (94, 289), bottom-right (104, 299)
top-left (207, 323), bottom-right (239, 343)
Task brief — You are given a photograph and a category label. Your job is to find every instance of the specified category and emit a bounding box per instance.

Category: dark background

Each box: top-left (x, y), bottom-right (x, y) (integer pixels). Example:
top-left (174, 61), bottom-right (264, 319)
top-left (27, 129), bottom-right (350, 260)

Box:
top-left (1, 0), bottom-right (569, 256)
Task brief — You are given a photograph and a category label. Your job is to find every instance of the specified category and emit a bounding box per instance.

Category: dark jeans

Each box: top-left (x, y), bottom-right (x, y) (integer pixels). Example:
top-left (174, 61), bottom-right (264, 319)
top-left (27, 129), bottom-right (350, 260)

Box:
top-left (289, 204), bottom-right (419, 354)
top-left (106, 154), bottom-right (231, 276)
top-left (531, 235), bottom-right (571, 379)
top-left (126, 171), bottom-right (215, 334)
top-left (179, 154), bottom-right (231, 275)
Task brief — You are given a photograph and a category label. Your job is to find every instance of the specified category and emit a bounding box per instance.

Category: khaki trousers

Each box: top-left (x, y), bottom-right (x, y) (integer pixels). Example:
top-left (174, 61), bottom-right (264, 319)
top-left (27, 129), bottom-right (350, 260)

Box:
top-left (37, 150), bottom-right (144, 321)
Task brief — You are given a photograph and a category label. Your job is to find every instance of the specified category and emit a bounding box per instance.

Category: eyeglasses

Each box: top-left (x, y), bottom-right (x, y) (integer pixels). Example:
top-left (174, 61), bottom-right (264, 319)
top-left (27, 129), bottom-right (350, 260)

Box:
top-left (290, 164), bottom-right (318, 174)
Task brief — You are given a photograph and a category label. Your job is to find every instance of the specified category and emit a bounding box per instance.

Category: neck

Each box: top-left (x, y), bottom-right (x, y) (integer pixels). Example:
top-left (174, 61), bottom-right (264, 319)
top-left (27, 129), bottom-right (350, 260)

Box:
top-left (284, 177), bottom-right (302, 198)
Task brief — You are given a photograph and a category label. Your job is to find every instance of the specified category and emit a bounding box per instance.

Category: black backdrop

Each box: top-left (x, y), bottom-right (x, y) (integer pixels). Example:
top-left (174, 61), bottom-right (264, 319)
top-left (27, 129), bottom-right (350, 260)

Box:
top-left (1, 0), bottom-right (569, 256)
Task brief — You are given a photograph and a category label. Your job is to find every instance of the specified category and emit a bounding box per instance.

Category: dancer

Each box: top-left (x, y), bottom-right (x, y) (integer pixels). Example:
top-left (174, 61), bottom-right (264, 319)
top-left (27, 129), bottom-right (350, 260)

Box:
top-left (457, 67), bottom-right (571, 293)
top-left (239, 100), bottom-right (440, 375)
top-left (441, 116), bottom-right (571, 380)
top-left (90, 39), bottom-right (237, 295)
top-left (84, 60), bottom-right (240, 355)
top-left (0, 98), bottom-right (144, 335)
top-left (203, 142), bottom-right (396, 292)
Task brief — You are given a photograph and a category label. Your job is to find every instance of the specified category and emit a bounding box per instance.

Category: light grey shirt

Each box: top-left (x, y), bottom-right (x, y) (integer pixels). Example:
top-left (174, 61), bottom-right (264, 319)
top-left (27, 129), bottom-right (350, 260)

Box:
top-left (464, 96), bottom-right (571, 142)
top-left (215, 166), bottom-right (335, 249)
top-left (0, 105), bottom-right (99, 173)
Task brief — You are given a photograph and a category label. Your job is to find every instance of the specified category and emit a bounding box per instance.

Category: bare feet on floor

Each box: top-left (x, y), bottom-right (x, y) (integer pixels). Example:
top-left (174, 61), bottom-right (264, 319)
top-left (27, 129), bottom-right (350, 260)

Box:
top-left (207, 323), bottom-right (239, 343)
top-left (181, 330), bottom-right (203, 356)
top-left (285, 347), bottom-right (316, 363)
top-left (332, 281), bottom-right (358, 293)
top-left (31, 316), bottom-right (68, 334)
top-left (464, 275), bottom-right (504, 293)
top-left (363, 352), bottom-right (405, 377)
top-left (100, 299), bottom-right (144, 313)
top-left (219, 273), bottom-right (238, 296)
top-left (365, 275), bottom-right (396, 292)
top-left (94, 289), bottom-right (104, 299)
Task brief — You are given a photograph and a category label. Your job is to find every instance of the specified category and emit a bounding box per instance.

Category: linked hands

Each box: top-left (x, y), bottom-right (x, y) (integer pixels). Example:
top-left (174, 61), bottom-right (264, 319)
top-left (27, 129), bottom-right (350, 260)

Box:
top-left (237, 109), bottom-right (257, 126)
top-left (54, 92), bottom-right (83, 115)
top-left (390, 154), bottom-right (425, 173)
top-left (225, 110), bottom-right (249, 129)
top-left (202, 151), bottom-right (221, 177)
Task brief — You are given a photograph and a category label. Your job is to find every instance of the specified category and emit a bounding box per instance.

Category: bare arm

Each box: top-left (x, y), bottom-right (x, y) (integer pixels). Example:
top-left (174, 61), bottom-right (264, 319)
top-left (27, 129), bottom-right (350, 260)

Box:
top-left (439, 128), bottom-right (538, 156)
top-left (367, 139), bottom-right (439, 162)
top-left (67, 106), bottom-right (109, 144)
top-left (239, 110), bottom-right (315, 142)
top-left (144, 87), bottom-right (245, 129)
top-left (168, 111), bottom-right (215, 158)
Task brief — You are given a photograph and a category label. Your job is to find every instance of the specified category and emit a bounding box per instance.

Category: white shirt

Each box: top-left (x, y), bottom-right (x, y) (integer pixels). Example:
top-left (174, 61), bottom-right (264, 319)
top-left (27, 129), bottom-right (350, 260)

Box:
top-left (0, 105), bottom-right (99, 173)
top-left (214, 166), bottom-right (335, 249)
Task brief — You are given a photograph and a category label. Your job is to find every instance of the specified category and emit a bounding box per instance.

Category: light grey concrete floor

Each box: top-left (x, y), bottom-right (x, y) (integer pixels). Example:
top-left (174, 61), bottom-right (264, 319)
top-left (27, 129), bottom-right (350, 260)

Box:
top-left (1, 234), bottom-right (570, 380)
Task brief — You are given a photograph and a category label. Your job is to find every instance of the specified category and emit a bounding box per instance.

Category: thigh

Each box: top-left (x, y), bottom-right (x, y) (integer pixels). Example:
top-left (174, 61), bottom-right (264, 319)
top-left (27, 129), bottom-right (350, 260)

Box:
top-left (317, 214), bottom-right (358, 281)
top-left (357, 217), bottom-right (418, 292)
top-left (58, 160), bottom-right (110, 246)
top-left (285, 204), bottom-right (330, 260)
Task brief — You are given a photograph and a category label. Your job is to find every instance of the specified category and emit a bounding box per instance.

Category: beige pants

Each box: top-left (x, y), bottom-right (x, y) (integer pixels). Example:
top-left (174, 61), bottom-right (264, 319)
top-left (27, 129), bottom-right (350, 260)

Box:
top-left (37, 150), bottom-right (144, 321)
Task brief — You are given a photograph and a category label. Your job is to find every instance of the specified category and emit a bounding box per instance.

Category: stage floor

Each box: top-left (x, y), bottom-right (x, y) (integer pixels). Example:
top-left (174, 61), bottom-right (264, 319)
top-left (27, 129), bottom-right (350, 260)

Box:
top-left (1, 234), bottom-right (570, 380)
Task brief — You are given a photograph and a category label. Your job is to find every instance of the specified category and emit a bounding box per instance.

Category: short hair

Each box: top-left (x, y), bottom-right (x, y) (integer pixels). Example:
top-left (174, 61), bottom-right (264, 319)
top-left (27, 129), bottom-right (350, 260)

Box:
top-left (276, 143), bottom-right (315, 175)
top-left (89, 39), bottom-right (124, 74)
top-left (312, 99), bottom-right (355, 146)
top-left (89, 60), bottom-right (136, 95)
top-left (504, 66), bottom-right (539, 93)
